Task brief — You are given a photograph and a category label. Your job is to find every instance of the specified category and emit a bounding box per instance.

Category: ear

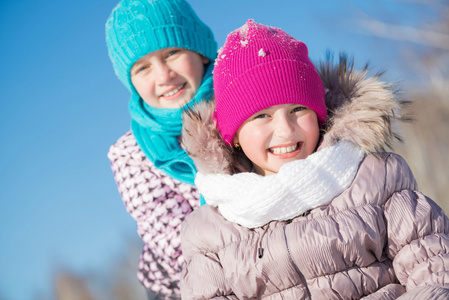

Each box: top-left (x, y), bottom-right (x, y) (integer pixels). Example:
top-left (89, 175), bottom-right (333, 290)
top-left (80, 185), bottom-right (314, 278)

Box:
top-left (232, 136), bottom-right (239, 148)
top-left (201, 56), bottom-right (210, 65)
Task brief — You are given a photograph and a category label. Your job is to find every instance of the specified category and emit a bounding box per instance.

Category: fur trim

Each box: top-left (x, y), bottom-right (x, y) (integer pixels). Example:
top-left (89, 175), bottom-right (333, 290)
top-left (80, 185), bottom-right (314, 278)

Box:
top-left (182, 101), bottom-right (233, 174)
top-left (318, 54), bottom-right (411, 154)
top-left (182, 102), bottom-right (252, 174)
top-left (181, 54), bottom-right (411, 175)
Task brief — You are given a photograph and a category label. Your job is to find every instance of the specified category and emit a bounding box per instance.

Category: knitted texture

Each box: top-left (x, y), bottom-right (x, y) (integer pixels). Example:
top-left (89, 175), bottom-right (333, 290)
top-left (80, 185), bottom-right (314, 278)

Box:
top-left (195, 141), bottom-right (364, 228)
top-left (108, 131), bottom-right (200, 298)
top-left (105, 0), bottom-right (217, 91)
top-left (213, 19), bottom-right (327, 145)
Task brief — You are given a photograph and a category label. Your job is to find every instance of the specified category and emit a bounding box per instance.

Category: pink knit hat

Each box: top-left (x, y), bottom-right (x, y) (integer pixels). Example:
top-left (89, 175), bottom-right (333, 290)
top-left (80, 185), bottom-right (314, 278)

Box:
top-left (213, 20), bottom-right (327, 145)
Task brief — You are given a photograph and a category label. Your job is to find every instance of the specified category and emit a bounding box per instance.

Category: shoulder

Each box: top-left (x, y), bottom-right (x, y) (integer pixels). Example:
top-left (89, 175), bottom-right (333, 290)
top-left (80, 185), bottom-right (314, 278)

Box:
top-left (108, 131), bottom-right (144, 163)
top-left (107, 131), bottom-right (158, 183)
top-left (182, 205), bottom-right (226, 246)
top-left (184, 205), bottom-right (226, 229)
top-left (181, 205), bottom-right (252, 259)
top-left (351, 152), bottom-right (417, 205)
top-left (107, 131), bottom-right (164, 177)
top-left (324, 152), bottom-right (417, 210)
top-left (360, 152), bottom-right (417, 192)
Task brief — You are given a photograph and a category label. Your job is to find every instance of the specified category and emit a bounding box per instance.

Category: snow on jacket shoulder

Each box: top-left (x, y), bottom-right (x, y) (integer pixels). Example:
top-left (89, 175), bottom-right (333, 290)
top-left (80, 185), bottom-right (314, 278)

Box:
top-left (180, 55), bottom-right (449, 299)
top-left (108, 131), bottom-right (200, 298)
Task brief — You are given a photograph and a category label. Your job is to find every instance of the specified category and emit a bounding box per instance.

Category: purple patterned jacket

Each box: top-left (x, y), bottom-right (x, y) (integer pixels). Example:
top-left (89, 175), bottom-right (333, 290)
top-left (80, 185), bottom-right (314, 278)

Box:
top-left (108, 131), bottom-right (200, 299)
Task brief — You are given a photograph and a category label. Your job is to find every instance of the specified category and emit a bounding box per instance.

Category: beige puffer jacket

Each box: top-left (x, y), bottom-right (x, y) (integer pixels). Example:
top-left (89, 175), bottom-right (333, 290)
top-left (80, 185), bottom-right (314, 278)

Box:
top-left (180, 56), bottom-right (449, 299)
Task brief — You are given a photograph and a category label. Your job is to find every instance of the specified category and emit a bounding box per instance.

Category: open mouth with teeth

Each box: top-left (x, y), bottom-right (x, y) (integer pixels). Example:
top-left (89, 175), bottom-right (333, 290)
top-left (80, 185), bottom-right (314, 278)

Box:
top-left (161, 83), bottom-right (186, 98)
top-left (268, 142), bottom-right (301, 155)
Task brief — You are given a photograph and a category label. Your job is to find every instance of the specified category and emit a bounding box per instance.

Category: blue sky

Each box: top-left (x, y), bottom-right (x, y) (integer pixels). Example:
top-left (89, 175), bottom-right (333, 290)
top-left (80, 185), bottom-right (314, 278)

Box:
top-left (0, 0), bottom-right (436, 299)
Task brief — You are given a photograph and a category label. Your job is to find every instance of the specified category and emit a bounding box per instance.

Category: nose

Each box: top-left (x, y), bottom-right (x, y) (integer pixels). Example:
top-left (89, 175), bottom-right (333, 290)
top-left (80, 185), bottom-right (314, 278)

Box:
top-left (154, 61), bottom-right (174, 84)
top-left (273, 113), bottom-right (296, 138)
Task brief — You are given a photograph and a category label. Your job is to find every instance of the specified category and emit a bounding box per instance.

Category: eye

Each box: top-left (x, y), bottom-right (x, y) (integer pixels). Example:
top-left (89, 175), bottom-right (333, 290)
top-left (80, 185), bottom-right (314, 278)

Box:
top-left (131, 63), bottom-right (151, 76)
top-left (292, 106), bottom-right (307, 113)
top-left (136, 65), bottom-right (149, 73)
top-left (254, 113), bottom-right (270, 119)
top-left (166, 49), bottom-right (181, 59)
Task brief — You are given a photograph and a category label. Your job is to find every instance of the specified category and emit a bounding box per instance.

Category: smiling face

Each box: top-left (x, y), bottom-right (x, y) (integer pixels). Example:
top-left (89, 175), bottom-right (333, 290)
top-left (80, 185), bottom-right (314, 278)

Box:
top-left (233, 104), bottom-right (320, 176)
top-left (130, 48), bottom-right (209, 109)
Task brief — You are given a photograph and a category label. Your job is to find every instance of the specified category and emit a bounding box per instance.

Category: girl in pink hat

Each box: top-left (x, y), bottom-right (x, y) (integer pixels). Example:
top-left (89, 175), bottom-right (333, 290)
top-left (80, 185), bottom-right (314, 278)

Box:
top-left (180, 20), bottom-right (449, 299)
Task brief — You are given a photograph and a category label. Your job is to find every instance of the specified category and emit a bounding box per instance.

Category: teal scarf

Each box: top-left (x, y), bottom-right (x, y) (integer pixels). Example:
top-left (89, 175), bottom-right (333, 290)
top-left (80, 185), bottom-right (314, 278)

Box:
top-left (129, 63), bottom-right (214, 188)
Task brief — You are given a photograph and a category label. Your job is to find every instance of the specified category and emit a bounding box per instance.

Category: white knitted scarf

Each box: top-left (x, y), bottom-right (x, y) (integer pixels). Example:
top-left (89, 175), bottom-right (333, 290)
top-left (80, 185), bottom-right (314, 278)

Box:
top-left (195, 141), bottom-right (365, 228)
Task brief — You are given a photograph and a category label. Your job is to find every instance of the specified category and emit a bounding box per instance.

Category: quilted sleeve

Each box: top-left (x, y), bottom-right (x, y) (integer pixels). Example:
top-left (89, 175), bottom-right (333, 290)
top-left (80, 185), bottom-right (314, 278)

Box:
top-left (181, 252), bottom-right (237, 299)
top-left (397, 285), bottom-right (449, 299)
top-left (383, 153), bottom-right (449, 293)
top-left (181, 215), bottom-right (235, 299)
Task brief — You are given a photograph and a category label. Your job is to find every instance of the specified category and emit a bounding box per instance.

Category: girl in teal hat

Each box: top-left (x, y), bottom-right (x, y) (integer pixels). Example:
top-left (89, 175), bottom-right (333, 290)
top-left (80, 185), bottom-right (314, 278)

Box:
top-left (105, 0), bottom-right (217, 298)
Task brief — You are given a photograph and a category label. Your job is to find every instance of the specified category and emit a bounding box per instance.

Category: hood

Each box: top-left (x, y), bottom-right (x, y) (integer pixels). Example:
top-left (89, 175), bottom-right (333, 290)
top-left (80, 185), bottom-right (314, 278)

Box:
top-left (181, 54), bottom-right (410, 175)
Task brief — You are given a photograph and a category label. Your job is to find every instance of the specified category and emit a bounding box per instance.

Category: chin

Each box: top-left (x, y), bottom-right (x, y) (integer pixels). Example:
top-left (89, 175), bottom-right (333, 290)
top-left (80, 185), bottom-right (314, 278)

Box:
top-left (161, 100), bottom-right (186, 109)
top-left (175, 98), bottom-right (191, 108)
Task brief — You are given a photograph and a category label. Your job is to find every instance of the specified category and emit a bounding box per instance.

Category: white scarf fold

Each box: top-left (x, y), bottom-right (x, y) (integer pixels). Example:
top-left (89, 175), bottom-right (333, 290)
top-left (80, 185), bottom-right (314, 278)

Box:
top-left (195, 141), bottom-right (365, 228)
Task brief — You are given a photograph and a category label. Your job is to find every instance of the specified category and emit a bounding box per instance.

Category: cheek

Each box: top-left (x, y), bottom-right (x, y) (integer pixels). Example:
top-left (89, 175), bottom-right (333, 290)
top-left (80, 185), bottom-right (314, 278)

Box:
top-left (300, 114), bottom-right (320, 152)
top-left (131, 75), bottom-right (153, 96)
top-left (238, 126), bottom-right (268, 158)
top-left (181, 56), bottom-right (205, 87)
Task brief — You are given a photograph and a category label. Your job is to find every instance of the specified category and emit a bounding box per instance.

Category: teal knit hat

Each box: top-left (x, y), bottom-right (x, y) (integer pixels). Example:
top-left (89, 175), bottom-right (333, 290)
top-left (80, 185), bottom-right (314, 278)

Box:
top-left (105, 0), bottom-right (217, 91)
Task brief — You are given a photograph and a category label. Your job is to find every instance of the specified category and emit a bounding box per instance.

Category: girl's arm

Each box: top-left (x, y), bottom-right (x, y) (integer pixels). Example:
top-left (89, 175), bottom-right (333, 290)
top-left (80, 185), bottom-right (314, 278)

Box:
top-left (108, 132), bottom-right (199, 297)
top-left (383, 154), bottom-right (449, 295)
top-left (182, 252), bottom-right (237, 299)
top-left (181, 218), bottom-right (236, 299)
top-left (396, 285), bottom-right (449, 299)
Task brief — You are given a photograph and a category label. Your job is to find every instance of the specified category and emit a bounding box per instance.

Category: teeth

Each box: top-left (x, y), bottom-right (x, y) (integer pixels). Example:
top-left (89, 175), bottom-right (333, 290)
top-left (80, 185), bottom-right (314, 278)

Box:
top-left (270, 143), bottom-right (298, 155)
top-left (163, 84), bottom-right (184, 97)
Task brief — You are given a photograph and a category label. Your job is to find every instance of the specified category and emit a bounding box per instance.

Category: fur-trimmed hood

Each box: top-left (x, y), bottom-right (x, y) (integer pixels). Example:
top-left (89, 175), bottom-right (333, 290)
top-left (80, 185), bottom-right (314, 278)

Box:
top-left (181, 55), bottom-right (410, 175)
